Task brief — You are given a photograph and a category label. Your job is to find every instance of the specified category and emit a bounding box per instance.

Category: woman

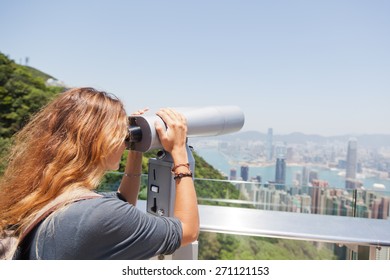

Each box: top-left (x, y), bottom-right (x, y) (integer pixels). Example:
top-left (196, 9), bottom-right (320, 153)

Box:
top-left (0, 87), bottom-right (199, 259)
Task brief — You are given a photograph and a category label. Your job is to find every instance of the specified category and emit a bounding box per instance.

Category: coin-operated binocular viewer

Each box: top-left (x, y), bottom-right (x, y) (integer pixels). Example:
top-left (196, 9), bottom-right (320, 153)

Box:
top-left (125, 106), bottom-right (245, 259)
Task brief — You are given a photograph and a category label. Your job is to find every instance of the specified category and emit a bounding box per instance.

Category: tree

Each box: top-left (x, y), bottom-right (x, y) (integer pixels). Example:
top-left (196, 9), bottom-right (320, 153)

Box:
top-left (0, 52), bottom-right (64, 174)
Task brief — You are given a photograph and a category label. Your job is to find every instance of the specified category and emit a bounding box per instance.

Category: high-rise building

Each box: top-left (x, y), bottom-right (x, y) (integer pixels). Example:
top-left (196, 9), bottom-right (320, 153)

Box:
top-left (229, 168), bottom-right (237, 181)
top-left (302, 166), bottom-right (309, 186)
top-left (345, 138), bottom-right (358, 189)
top-left (372, 197), bottom-right (389, 219)
top-left (266, 128), bottom-right (273, 161)
top-left (241, 165), bottom-right (249, 181)
top-left (309, 170), bottom-right (318, 185)
top-left (310, 185), bottom-right (325, 214)
top-left (275, 158), bottom-right (286, 185)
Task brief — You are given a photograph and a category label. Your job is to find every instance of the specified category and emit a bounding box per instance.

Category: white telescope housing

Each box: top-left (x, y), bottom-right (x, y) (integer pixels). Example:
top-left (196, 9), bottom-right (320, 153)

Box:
top-left (127, 106), bottom-right (245, 152)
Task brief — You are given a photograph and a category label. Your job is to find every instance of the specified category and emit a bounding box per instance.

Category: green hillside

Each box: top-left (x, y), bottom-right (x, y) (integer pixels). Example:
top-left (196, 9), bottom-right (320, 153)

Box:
top-left (23, 65), bottom-right (56, 81)
top-left (0, 51), bottom-right (337, 260)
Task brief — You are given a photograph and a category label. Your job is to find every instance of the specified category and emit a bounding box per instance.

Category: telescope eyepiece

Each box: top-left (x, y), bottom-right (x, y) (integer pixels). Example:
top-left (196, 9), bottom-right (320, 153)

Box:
top-left (125, 126), bottom-right (143, 150)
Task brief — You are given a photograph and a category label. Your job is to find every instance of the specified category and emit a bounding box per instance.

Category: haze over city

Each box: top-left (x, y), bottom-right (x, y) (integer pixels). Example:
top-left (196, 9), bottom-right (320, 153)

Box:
top-left (1, 0), bottom-right (389, 136)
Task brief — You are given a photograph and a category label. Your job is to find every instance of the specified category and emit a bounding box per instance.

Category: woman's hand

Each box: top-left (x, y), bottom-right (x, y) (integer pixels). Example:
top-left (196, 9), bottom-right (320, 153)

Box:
top-left (155, 108), bottom-right (187, 156)
top-left (131, 108), bottom-right (149, 116)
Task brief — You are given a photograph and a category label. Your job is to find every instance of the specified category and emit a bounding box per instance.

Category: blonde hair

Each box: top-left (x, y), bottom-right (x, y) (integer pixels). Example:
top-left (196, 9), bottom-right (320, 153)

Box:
top-left (0, 87), bottom-right (128, 236)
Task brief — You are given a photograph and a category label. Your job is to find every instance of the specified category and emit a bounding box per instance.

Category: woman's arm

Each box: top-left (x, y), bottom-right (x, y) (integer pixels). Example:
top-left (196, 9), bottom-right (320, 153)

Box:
top-left (155, 108), bottom-right (200, 246)
top-left (117, 150), bottom-right (143, 206)
top-left (117, 108), bottom-right (148, 205)
top-left (170, 148), bottom-right (200, 246)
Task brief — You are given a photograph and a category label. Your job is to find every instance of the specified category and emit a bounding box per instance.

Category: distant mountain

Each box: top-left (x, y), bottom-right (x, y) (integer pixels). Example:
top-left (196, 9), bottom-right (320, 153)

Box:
top-left (191, 130), bottom-right (390, 148)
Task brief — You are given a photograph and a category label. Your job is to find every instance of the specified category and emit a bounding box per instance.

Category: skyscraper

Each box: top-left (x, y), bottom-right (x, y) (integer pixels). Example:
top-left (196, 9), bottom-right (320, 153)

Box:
top-left (345, 138), bottom-right (358, 189)
top-left (309, 170), bottom-right (319, 185)
top-left (275, 157), bottom-right (286, 185)
top-left (302, 166), bottom-right (309, 186)
top-left (229, 168), bottom-right (237, 181)
top-left (241, 165), bottom-right (249, 181)
top-left (266, 128), bottom-right (273, 161)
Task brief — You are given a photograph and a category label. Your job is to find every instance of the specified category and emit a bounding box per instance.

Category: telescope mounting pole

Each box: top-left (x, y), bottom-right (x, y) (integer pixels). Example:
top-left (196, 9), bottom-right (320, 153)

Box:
top-left (146, 142), bottom-right (198, 260)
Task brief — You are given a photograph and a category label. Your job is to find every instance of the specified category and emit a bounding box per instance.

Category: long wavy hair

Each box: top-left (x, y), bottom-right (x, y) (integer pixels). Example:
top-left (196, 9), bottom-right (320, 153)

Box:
top-left (0, 87), bottom-right (128, 237)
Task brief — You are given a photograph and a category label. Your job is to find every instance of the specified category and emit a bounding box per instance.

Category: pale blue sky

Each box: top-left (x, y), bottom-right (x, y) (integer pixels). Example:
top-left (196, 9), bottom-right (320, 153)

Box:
top-left (1, 0), bottom-right (389, 136)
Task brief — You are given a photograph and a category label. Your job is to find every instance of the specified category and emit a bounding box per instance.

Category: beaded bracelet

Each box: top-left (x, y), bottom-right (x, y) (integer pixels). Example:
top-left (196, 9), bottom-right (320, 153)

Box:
top-left (171, 163), bottom-right (190, 173)
top-left (123, 173), bottom-right (142, 177)
top-left (173, 171), bottom-right (193, 180)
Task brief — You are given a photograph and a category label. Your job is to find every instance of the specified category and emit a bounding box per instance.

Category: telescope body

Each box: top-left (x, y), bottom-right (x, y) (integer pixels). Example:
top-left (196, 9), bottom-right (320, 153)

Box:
top-left (127, 106), bottom-right (245, 152)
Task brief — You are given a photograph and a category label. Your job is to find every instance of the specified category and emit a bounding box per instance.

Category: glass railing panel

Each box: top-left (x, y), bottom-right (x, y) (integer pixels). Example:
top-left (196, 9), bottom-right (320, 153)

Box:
top-left (98, 172), bottom-right (390, 220)
top-left (98, 172), bottom-right (390, 260)
top-left (195, 178), bottom-right (390, 219)
top-left (197, 232), bottom-right (339, 260)
top-left (98, 172), bottom-right (149, 200)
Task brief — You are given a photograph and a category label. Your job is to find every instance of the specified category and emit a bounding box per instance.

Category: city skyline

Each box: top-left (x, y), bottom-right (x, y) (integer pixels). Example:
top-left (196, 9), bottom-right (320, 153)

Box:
top-left (2, 1), bottom-right (390, 136)
top-left (193, 129), bottom-right (390, 190)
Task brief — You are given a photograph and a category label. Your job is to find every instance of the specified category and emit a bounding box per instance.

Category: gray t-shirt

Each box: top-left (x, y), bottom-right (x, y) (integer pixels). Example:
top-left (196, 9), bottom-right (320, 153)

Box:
top-left (22, 192), bottom-right (183, 260)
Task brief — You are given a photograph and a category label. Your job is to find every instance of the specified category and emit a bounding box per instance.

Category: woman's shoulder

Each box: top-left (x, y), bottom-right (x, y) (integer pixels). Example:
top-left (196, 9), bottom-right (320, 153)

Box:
top-left (66, 192), bottom-right (139, 219)
top-left (46, 193), bottom-right (144, 238)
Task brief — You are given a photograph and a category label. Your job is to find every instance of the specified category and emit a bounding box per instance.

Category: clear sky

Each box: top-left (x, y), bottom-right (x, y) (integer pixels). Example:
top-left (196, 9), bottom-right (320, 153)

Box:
top-left (1, 0), bottom-right (389, 136)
